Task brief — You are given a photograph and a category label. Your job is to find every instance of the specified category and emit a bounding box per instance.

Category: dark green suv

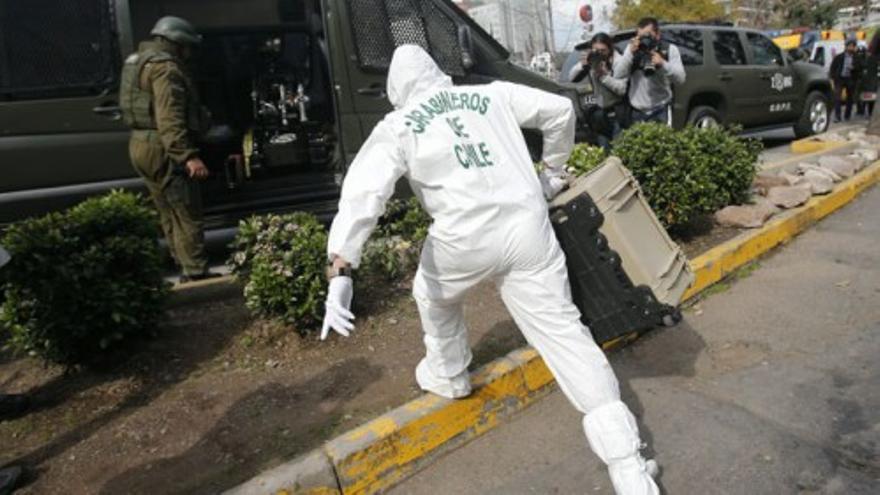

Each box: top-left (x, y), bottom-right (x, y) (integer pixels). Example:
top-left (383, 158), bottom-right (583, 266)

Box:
top-left (563, 23), bottom-right (833, 137)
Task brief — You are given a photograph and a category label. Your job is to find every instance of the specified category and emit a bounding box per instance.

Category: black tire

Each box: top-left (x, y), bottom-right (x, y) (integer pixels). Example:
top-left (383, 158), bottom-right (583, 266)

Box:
top-left (662, 309), bottom-right (683, 327)
top-left (794, 91), bottom-right (831, 138)
top-left (686, 105), bottom-right (722, 128)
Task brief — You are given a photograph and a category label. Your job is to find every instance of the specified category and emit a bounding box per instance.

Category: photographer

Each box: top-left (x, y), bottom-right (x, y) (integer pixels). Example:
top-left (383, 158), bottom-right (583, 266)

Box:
top-left (569, 33), bottom-right (628, 150)
top-left (613, 17), bottom-right (685, 125)
top-left (830, 39), bottom-right (862, 122)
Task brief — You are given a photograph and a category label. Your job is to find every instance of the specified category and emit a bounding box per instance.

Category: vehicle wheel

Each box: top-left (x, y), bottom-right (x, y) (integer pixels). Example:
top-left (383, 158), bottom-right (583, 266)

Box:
top-left (794, 91), bottom-right (830, 138)
top-left (686, 106), bottom-right (721, 128)
top-left (662, 309), bottom-right (682, 327)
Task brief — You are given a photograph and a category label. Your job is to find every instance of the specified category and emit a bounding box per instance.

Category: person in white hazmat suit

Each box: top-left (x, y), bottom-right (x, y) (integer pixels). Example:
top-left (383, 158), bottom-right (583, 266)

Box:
top-left (321, 45), bottom-right (659, 495)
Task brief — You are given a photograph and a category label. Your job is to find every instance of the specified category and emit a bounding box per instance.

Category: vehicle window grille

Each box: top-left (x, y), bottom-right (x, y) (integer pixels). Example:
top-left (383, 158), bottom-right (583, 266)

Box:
top-left (347, 0), bottom-right (465, 76)
top-left (0, 0), bottom-right (119, 99)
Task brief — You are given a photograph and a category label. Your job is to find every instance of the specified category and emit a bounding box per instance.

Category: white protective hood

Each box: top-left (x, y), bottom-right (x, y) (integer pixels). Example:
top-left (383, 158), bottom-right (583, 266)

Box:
top-left (387, 45), bottom-right (453, 109)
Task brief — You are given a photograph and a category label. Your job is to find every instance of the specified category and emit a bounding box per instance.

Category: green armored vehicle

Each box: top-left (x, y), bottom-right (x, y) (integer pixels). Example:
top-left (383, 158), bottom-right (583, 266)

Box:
top-left (0, 0), bottom-right (595, 233)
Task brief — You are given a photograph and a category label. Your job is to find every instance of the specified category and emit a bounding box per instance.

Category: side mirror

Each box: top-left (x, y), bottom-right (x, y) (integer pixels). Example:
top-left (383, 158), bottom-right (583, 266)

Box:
top-left (458, 25), bottom-right (475, 70)
top-left (789, 48), bottom-right (807, 62)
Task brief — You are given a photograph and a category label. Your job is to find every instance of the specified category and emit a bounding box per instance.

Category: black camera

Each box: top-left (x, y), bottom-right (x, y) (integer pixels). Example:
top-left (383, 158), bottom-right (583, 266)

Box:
top-left (586, 50), bottom-right (607, 72)
top-left (634, 34), bottom-right (665, 76)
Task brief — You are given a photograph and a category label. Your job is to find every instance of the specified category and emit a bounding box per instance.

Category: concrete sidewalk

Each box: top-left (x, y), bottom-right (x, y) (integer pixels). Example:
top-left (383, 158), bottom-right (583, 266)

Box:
top-left (390, 187), bottom-right (880, 494)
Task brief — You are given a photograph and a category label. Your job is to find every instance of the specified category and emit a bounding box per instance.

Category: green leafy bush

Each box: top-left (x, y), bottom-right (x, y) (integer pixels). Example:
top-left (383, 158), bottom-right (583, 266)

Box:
top-left (682, 126), bottom-right (762, 208)
top-left (612, 123), bottom-right (761, 229)
top-left (361, 197), bottom-right (432, 282)
top-left (0, 191), bottom-right (167, 367)
top-left (229, 212), bottom-right (328, 331)
top-left (567, 143), bottom-right (608, 177)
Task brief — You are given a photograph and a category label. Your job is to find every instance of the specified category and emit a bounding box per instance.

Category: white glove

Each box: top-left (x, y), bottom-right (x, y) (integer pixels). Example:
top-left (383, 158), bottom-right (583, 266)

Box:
top-left (321, 276), bottom-right (355, 340)
top-left (539, 171), bottom-right (568, 200)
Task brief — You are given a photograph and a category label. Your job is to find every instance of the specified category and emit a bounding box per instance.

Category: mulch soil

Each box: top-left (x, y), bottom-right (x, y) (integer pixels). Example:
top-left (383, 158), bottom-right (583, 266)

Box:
top-left (0, 281), bottom-right (524, 494)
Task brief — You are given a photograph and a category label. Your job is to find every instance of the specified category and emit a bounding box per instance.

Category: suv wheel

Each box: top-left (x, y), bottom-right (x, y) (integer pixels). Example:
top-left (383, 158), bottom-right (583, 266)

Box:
top-left (687, 106), bottom-right (721, 128)
top-left (794, 91), bottom-right (830, 138)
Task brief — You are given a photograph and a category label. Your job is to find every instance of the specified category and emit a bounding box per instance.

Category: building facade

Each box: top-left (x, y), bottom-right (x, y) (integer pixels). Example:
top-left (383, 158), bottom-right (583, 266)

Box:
top-left (465, 0), bottom-right (553, 63)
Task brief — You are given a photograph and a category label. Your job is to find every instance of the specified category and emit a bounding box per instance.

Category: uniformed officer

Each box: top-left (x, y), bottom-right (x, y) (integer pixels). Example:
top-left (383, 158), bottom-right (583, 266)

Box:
top-left (119, 16), bottom-right (215, 282)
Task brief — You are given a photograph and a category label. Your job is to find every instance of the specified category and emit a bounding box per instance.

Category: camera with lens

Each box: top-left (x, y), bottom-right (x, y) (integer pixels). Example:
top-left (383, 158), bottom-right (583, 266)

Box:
top-left (634, 34), bottom-right (666, 76)
top-left (587, 50), bottom-right (608, 72)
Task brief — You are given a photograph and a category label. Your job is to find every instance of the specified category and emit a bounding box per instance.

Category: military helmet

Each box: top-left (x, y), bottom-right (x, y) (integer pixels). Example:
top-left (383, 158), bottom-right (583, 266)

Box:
top-left (150, 16), bottom-right (202, 46)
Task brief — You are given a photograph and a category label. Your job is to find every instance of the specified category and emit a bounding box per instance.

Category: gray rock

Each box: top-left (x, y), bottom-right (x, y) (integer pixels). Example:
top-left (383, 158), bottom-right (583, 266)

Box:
top-left (856, 147), bottom-right (879, 163)
top-left (767, 185), bottom-right (813, 208)
top-left (797, 163), bottom-right (842, 182)
top-left (844, 153), bottom-right (867, 170)
top-left (715, 204), bottom-right (775, 228)
top-left (818, 155), bottom-right (858, 178)
top-left (855, 138), bottom-right (880, 150)
top-left (817, 133), bottom-right (844, 142)
top-left (752, 196), bottom-right (781, 217)
top-left (803, 170), bottom-right (834, 194)
top-left (780, 170), bottom-right (808, 186)
top-left (752, 173), bottom-right (790, 196)
top-left (847, 129), bottom-right (867, 140)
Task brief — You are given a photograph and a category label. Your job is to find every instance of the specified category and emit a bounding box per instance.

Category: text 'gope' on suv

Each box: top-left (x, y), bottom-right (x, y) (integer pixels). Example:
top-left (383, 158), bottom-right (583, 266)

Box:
top-left (564, 23), bottom-right (833, 137)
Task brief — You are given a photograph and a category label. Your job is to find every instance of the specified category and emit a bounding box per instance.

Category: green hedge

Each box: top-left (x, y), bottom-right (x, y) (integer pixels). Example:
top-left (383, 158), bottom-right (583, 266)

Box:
top-left (229, 199), bottom-right (432, 332)
top-left (229, 212), bottom-right (328, 332)
top-left (360, 198), bottom-right (431, 282)
top-left (567, 143), bottom-right (607, 177)
top-left (0, 191), bottom-right (167, 367)
top-left (612, 123), bottom-right (761, 229)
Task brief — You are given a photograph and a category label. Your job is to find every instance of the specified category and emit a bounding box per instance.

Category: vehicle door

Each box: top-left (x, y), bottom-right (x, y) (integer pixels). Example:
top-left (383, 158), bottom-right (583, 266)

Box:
top-left (334, 0), bottom-right (470, 162)
top-left (663, 27), bottom-right (706, 128)
top-left (708, 29), bottom-right (751, 125)
top-left (0, 0), bottom-right (133, 225)
top-left (743, 32), bottom-right (800, 125)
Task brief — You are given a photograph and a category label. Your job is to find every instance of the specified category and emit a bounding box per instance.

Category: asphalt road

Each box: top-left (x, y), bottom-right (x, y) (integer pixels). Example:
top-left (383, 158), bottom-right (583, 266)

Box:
top-left (389, 186), bottom-right (880, 494)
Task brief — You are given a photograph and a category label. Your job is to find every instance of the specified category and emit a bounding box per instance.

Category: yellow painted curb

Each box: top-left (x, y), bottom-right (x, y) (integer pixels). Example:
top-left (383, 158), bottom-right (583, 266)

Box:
top-left (324, 348), bottom-right (553, 494)
top-left (227, 160), bottom-right (880, 495)
top-left (790, 138), bottom-right (848, 154)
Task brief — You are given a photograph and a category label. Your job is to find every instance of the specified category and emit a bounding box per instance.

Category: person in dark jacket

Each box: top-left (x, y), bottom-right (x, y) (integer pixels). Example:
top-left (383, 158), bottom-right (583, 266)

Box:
top-left (862, 34), bottom-right (880, 123)
top-left (569, 33), bottom-right (629, 151)
top-left (830, 40), bottom-right (862, 122)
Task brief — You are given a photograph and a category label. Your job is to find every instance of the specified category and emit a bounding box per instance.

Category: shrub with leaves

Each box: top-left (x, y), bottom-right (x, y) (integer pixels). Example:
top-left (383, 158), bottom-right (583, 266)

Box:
top-left (229, 212), bottom-right (328, 331)
top-left (361, 197), bottom-right (432, 282)
top-left (681, 125), bottom-right (762, 208)
top-left (0, 191), bottom-right (167, 367)
top-left (612, 123), bottom-right (761, 229)
top-left (567, 143), bottom-right (608, 177)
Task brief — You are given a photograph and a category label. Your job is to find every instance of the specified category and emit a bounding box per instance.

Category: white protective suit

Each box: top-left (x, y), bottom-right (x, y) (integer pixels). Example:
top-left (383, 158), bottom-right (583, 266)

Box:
top-left (326, 45), bottom-right (658, 495)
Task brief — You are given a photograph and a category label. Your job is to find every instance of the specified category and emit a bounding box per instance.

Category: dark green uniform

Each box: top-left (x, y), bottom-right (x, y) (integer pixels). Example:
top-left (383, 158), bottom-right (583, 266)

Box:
top-left (120, 37), bottom-right (209, 276)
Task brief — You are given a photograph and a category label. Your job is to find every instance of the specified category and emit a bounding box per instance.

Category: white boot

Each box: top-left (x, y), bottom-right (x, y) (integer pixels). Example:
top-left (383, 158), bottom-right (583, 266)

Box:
top-left (415, 358), bottom-right (472, 399)
top-left (583, 401), bottom-right (660, 495)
